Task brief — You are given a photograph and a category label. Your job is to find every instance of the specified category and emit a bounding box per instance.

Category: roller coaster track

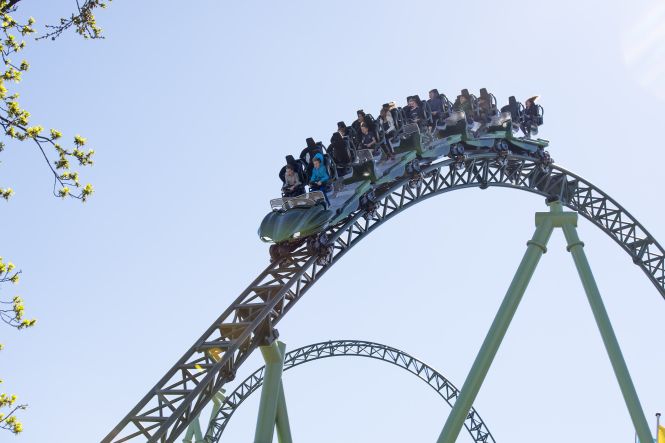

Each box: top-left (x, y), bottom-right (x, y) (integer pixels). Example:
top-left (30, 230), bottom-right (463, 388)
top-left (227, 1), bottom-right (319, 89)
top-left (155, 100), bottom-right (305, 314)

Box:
top-left (102, 152), bottom-right (665, 442)
top-left (205, 339), bottom-right (495, 443)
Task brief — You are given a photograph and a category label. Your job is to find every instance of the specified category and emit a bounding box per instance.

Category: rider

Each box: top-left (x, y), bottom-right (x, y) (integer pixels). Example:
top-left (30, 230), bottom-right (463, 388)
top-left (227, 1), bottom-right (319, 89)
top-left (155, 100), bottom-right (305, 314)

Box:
top-left (404, 96), bottom-right (425, 124)
top-left (477, 96), bottom-right (492, 124)
top-left (352, 110), bottom-right (375, 145)
top-left (309, 152), bottom-right (331, 206)
top-left (282, 164), bottom-right (303, 197)
top-left (521, 96), bottom-right (539, 138)
top-left (336, 122), bottom-right (358, 150)
top-left (379, 106), bottom-right (396, 134)
top-left (453, 94), bottom-right (472, 118)
top-left (428, 89), bottom-right (444, 123)
top-left (360, 122), bottom-right (380, 156)
top-left (329, 131), bottom-right (353, 167)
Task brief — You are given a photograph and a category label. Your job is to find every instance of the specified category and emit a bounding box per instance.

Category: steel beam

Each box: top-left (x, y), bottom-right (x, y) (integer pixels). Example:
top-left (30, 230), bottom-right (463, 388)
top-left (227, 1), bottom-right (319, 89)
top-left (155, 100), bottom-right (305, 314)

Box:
top-left (561, 223), bottom-right (652, 443)
top-left (254, 341), bottom-right (291, 443)
top-left (182, 391), bottom-right (225, 443)
top-left (275, 383), bottom-right (292, 443)
top-left (182, 416), bottom-right (202, 443)
top-left (436, 203), bottom-right (557, 443)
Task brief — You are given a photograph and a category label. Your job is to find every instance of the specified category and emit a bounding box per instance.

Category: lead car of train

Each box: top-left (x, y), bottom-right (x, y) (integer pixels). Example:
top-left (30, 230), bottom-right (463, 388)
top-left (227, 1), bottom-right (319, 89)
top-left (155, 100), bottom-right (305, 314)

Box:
top-left (258, 89), bottom-right (551, 263)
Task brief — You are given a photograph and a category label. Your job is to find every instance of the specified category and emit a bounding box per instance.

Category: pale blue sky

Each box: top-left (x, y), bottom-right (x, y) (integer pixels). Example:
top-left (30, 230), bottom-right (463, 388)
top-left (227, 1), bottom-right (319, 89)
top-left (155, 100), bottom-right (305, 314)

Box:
top-left (2, 1), bottom-right (664, 442)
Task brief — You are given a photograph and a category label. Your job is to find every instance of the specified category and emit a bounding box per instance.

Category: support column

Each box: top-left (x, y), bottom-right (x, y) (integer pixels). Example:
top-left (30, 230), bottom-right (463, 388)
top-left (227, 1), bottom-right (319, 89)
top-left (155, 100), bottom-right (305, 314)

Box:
top-left (436, 201), bottom-right (652, 443)
top-left (275, 381), bottom-right (292, 443)
top-left (561, 223), bottom-right (652, 443)
top-left (254, 341), bottom-right (291, 443)
top-left (182, 391), bottom-right (225, 443)
top-left (182, 415), bottom-right (203, 443)
top-left (436, 207), bottom-right (557, 443)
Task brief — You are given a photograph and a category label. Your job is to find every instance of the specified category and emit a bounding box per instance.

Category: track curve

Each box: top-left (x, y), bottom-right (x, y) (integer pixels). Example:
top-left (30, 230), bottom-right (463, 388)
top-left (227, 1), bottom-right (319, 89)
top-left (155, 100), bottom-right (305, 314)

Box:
top-left (103, 153), bottom-right (665, 442)
top-left (205, 339), bottom-right (495, 443)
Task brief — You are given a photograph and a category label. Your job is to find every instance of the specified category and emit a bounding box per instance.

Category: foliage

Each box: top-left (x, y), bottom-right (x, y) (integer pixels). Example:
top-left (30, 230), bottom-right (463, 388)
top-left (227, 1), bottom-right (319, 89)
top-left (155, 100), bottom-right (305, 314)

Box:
top-left (0, 0), bottom-right (110, 434)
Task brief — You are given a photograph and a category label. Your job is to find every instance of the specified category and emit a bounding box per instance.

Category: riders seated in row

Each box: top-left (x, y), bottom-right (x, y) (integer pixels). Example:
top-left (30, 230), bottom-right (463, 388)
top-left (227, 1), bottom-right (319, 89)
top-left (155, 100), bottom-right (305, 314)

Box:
top-left (278, 89), bottom-right (542, 200)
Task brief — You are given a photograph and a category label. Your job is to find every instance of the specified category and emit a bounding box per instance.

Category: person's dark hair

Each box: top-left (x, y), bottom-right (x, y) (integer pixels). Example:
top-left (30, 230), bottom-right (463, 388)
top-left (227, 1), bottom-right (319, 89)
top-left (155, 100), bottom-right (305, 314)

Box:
top-left (285, 164), bottom-right (294, 172)
top-left (356, 110), bottom-right (365, 117)
top-left (337, 121), bottom-right (346, 129)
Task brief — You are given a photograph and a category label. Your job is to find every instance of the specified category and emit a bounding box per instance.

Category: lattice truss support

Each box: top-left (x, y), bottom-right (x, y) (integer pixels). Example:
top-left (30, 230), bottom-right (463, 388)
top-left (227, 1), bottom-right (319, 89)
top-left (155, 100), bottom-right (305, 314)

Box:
top-left (201, 340), bottom-right (494, 443)
top-left (102, 153), bottom-right (665, 442)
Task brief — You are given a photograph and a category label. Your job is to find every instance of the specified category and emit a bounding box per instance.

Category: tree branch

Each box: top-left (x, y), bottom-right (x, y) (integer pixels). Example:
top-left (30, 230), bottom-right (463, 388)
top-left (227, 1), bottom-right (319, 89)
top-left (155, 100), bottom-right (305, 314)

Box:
top-left (0, 1), bottom-right (22, 14)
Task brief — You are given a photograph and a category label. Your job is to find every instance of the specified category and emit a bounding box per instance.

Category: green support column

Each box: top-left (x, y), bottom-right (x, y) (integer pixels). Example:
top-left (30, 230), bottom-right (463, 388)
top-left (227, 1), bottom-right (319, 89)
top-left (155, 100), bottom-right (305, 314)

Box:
top-left (436, 201), bottom-right (652, 443)
top-left (254, 341), bottom-right (291, 443)
top-left (561, 223), bottom-right (652, 443)
top-left (183, 391), bottom-right (225, 443)
top-left (436, 204), bottom-right (559, 443)
top-left (182, 414), bottom-right (203, 443)
top-left (275, 381), bottom-right (293, 443)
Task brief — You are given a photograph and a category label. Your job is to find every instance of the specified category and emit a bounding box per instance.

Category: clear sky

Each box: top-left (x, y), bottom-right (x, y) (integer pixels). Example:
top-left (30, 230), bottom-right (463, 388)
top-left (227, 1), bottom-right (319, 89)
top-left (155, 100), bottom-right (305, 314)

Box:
top-left (1, 0), bottom-right (664, 442)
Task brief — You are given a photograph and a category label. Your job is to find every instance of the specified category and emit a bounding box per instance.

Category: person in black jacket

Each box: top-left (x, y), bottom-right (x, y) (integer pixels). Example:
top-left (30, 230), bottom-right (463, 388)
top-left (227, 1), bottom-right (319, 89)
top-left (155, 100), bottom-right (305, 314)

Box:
top-left (351, 110), bottom-right (375, 145)
top-left (329, 131), bottom-right (353, 166)
top-left (428, 89), bottom-right (445, 123)
top-left (404, 96), bottom-right (425, 124)
top-left (521, 96), bottom-right (539, 138)
top-left (336, 121), bottom-right (357, 146)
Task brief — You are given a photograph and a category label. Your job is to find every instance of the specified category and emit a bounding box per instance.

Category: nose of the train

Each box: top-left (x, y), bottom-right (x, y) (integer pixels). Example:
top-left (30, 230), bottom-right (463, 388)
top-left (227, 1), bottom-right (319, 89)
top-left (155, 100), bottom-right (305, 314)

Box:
top-left (258, 206), bottom-right (333, 244)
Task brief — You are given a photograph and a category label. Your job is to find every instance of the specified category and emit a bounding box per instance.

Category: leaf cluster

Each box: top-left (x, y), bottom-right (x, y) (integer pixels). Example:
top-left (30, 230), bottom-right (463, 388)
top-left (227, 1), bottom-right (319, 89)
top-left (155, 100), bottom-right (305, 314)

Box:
top-left (0, 255), bottom-right (33, 434)
top-left (0, 4), bottom-right (96, 201)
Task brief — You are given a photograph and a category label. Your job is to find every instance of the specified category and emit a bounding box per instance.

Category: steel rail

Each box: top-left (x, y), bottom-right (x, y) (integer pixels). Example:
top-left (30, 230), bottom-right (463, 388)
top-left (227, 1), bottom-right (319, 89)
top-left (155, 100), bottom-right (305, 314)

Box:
top-left (102, 152), bottom-right (665, 442)
top-left (204, 339), bottom-right (495, 443)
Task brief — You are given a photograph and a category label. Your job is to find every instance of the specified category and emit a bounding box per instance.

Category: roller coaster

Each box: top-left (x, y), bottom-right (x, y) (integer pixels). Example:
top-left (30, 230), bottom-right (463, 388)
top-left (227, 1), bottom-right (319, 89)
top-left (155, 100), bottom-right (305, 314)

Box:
top-left (101, 90), bottom-right (664, 443)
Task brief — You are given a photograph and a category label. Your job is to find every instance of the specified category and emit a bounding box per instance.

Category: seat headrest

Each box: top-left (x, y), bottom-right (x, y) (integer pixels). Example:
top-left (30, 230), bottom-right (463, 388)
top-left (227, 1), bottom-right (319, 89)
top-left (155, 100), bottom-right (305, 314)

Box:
top-left (306, 137), bottom-right (316, 148)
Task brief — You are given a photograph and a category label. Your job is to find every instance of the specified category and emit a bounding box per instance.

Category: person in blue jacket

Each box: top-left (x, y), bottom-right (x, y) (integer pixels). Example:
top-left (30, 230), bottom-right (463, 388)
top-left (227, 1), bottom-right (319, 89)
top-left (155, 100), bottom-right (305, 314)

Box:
top-left (309, 152), bottom-right (330, 206)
